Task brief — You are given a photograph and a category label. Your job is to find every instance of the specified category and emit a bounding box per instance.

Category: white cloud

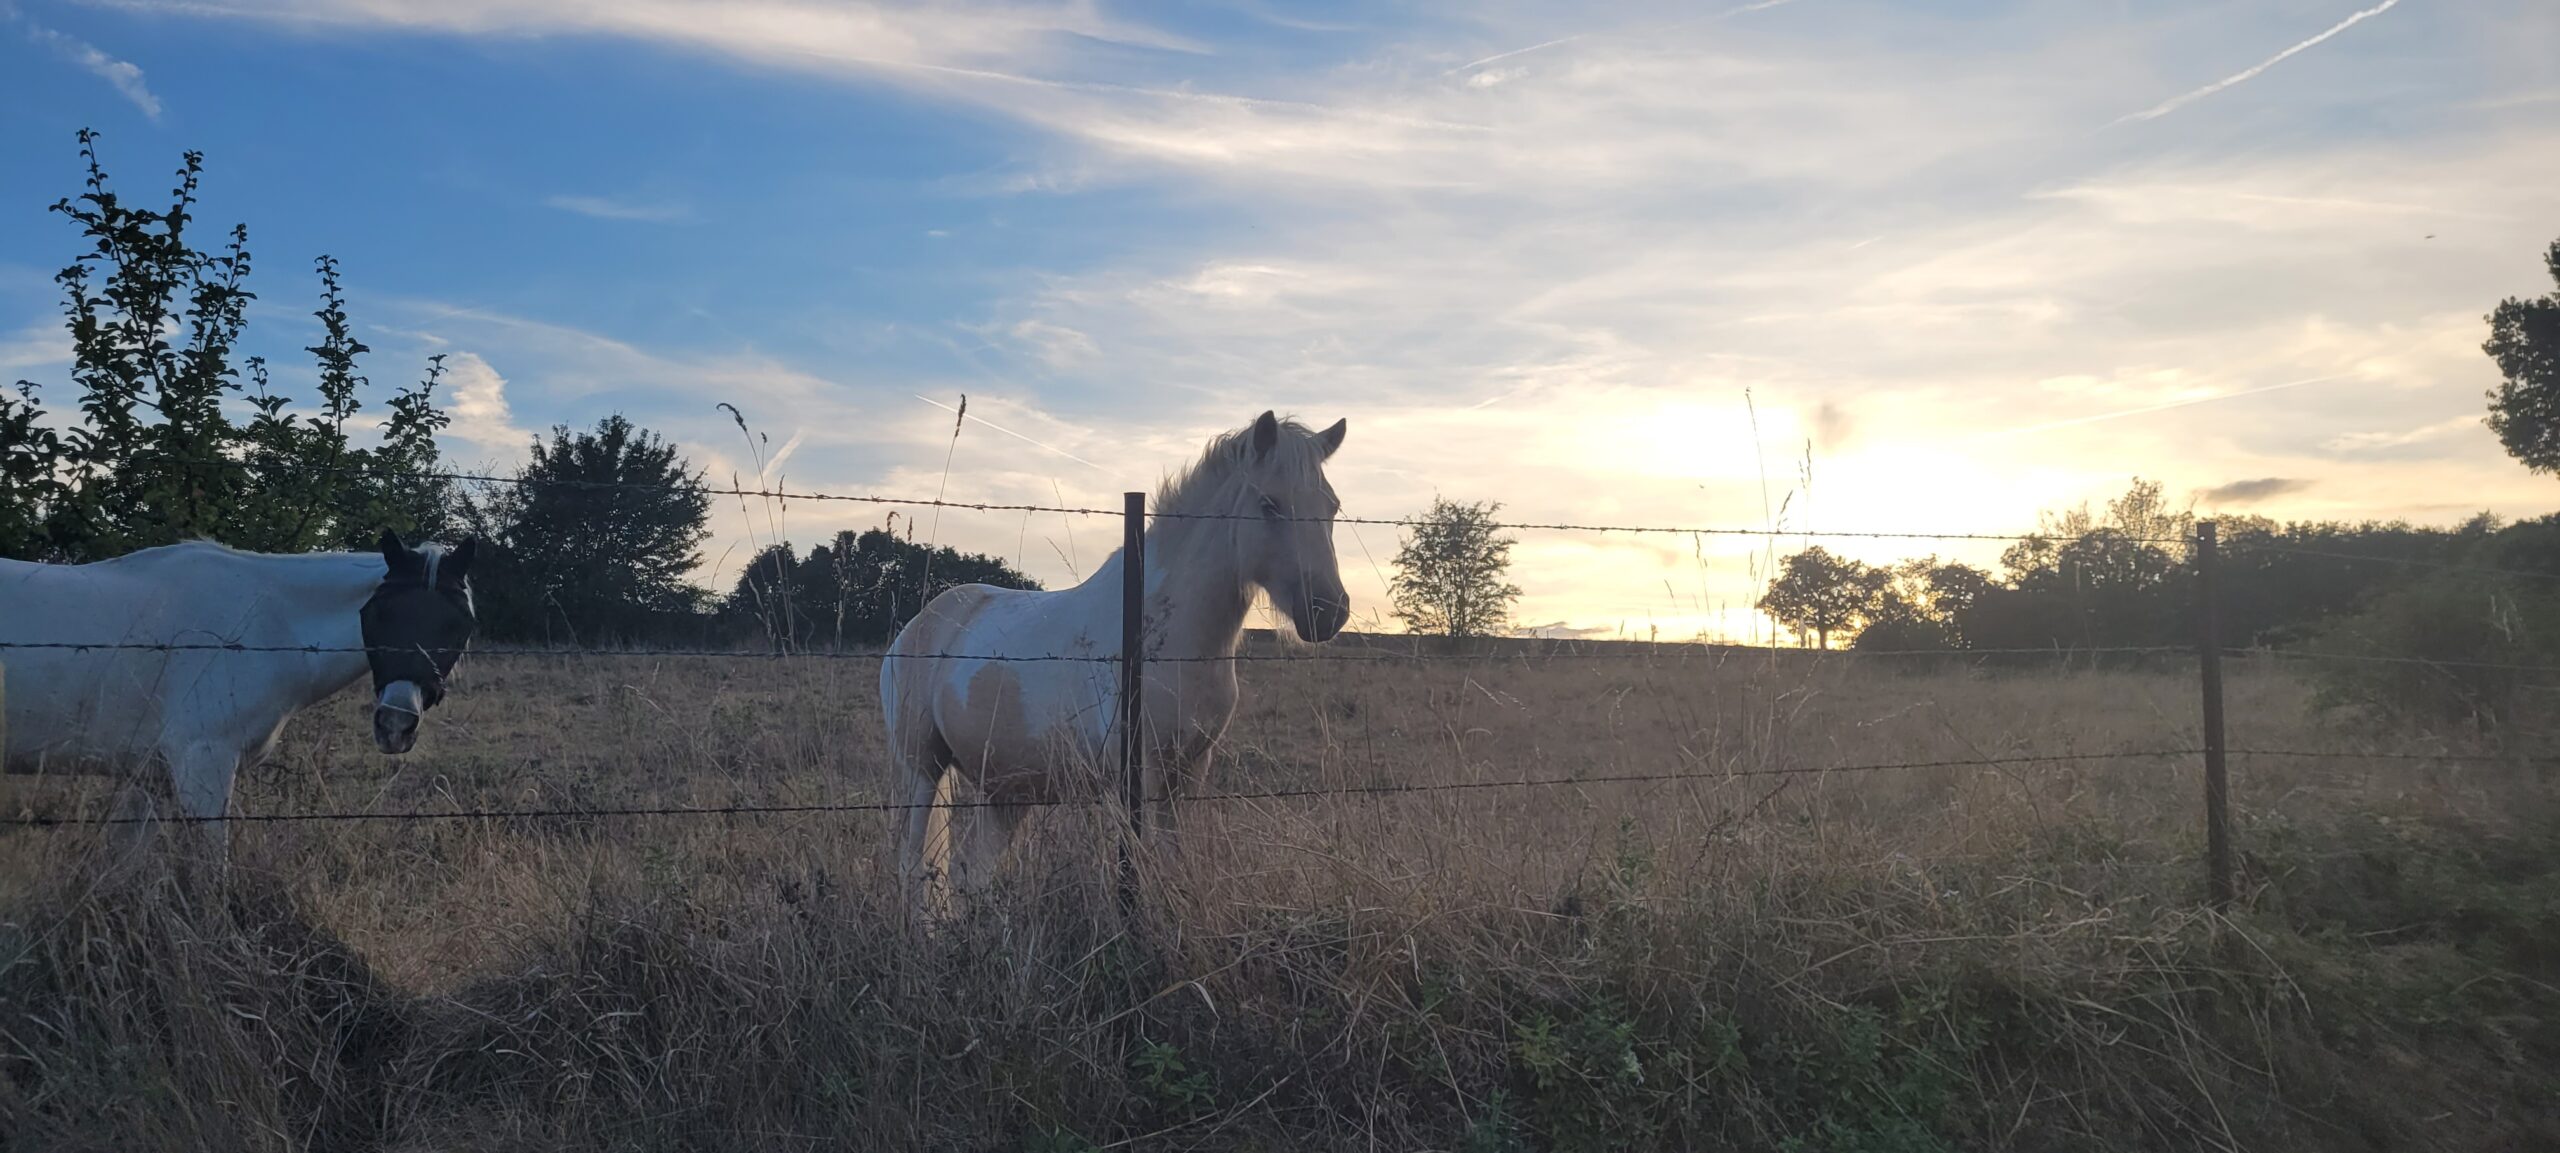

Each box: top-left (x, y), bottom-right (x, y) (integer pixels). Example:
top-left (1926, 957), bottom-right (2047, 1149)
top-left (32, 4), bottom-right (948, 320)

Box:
top-left (433, 351), bottom-right (533, 457)
top-left (94, 0), bottom-right (2560, 633)
top-left (20, 20), bottom-right (163, 120)
top-left (102, 0), bottom-right (1200, 72)
top-left (544, 194), bottom-right (688, 222)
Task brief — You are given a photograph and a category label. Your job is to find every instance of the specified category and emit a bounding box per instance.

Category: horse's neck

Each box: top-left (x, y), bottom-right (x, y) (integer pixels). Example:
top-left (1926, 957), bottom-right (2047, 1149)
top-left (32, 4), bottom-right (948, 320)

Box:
top-left (255, 550), bottom-right (383, 703)
top-left (1085, 518), bottom-right (1249, 660)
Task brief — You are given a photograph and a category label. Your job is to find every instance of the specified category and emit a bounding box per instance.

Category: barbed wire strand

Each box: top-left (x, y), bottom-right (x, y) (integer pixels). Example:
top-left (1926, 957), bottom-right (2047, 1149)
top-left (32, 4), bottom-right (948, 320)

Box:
top-left (21, 746), bottom-right (2539, 831)
top-left (0, 639), bottom-right (2203, 663)
top-left (104, 453), bottom-right (2190, 544)
top-left (23, 640), bottom-right (2560, 674)
top-left (3, 749), bottom-right (2203, 828)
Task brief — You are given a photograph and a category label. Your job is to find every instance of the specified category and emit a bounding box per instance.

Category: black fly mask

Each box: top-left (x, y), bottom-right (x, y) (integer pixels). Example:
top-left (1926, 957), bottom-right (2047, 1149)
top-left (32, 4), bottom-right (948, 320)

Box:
top-left (361, 530), bottom-right (478, 754)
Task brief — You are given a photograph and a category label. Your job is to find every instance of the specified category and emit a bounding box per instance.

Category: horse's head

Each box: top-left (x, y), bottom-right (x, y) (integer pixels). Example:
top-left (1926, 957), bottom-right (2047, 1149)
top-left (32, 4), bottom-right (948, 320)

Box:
top-left (361, 529), bottom-right (479, 754)
top-left (1230, 410), bottom-right (1351, 642)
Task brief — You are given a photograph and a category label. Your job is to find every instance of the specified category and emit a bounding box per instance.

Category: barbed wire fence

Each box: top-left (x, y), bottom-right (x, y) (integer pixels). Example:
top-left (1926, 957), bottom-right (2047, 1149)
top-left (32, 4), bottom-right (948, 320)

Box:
top-left (5, 464), bottom-right (2556, 911)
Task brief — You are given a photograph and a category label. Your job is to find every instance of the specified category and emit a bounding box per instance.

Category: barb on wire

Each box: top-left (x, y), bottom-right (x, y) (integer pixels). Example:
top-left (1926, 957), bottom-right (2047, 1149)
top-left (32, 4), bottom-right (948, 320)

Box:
top-left (1, 749), bottom-right (2202, 828)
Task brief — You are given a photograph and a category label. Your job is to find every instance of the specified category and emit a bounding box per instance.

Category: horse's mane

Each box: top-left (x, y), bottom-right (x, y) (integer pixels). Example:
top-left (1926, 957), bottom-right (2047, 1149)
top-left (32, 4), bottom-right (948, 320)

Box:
top-left (146, 537), bottom-right (458, 598)
top-left (165, 536), bottom-right (450, 570)
top-left (1154, 417), bottom-right (1332, 519)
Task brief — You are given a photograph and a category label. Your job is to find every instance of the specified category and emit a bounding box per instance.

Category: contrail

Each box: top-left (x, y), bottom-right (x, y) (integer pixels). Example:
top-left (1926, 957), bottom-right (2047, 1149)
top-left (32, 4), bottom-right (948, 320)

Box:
top-left (1443, 34), bottom-right (1586, 77)
top-left (2115, 0), bottom-right (2401, 125)
top-left (913, 395), bottom-right (1108, 473)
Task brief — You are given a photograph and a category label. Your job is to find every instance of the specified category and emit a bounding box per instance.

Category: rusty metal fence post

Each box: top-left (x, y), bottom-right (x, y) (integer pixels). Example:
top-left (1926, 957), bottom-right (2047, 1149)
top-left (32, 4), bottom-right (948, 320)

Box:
top-left (1121, 492), bottom-right (1147, 840)
top-left (2195, 520), bottom-right (2234, 910)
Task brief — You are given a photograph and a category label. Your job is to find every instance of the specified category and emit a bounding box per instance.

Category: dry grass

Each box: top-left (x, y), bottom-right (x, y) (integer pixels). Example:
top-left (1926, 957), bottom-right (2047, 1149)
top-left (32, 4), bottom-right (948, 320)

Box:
top-left (2, 651), bottom-right (2555, 1151)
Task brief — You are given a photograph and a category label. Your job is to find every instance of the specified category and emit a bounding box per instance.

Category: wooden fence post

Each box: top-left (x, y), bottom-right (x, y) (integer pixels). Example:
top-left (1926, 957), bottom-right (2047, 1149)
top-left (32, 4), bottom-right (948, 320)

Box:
top-left (1121, 492), bottom-right (1147, 839)
top-left (2195, 520), bottom-right (2234, 910)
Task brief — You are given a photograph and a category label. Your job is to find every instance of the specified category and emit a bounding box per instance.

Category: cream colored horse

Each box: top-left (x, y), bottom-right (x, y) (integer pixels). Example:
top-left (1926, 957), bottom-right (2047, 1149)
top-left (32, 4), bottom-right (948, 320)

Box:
top-left (880, 411), bottom-right (1349, 907)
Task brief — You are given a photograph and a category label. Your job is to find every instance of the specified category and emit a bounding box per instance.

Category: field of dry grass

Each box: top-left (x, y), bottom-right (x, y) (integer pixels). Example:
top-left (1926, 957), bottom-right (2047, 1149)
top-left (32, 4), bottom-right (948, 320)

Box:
top-left (3, 649), bottom-right (2556, 1151)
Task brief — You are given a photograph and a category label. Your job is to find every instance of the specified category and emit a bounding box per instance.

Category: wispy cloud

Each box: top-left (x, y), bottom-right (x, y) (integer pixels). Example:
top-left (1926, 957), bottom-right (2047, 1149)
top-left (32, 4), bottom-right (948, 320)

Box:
top-left (18, 17), bottom-right (164, 120)
top-left (75, 0), bottom-right (2560, 631)
top-left (2114, 0), bottom-right (2400, 124)
top-left (1006, 319), bottom-right (1099, 369)
top-left (544, 194), bottom-right (688, 222)
top-left (0, 323), bottom-right (72, 373)
top-left (2325, 415), bottom-right (2482, 453)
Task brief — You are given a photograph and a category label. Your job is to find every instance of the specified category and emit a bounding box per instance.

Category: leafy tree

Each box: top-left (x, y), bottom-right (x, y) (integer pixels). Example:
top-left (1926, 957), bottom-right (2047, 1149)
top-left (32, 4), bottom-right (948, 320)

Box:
top-left (722, 523), bottom-right (1040, 649)
top-left (0, 380), bottom-right (60, 560)
top-left (1390, 497), bottom-right (1522, 638)
top-left (1758, 546), bottom-right (1883, 649)
top-left (461, 415), bottom-right (711, 643)
top-left (3, 131), bottom-right (454, 561)
top-left (1967, 479), bottom-right (2194, 651)
top-left (1855, 557), bottom-right (1991, 651)
top-left (2485, 238), bottom-right (2560, 474)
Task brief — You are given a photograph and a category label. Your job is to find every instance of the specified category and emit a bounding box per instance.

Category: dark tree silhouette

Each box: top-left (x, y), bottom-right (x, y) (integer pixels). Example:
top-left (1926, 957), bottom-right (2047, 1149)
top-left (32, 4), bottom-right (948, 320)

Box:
top-left (462, 415), bottom-right (711, 643)
top-left (1757, 546), bottom-right (1882, 649)
top-left (723, 525), bottom-right (1040, 649)
top-left (2486, 239), bottom-right (2560, 474)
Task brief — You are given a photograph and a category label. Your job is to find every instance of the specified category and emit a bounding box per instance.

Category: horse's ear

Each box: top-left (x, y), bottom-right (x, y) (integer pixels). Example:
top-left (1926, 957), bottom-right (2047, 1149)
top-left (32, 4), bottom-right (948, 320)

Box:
top-left (1249, 410), bottom-right (1280, 459)
top-left (442, 538), bottom-right (478, 586)
top-left (377, 529), bottom-right (406, 564)
top-left (1316, 418), bottom-right (1347, 460)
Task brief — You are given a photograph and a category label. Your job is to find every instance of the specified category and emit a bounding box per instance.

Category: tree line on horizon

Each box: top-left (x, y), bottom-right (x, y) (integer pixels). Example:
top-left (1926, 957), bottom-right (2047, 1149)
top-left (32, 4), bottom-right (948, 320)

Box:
top-left (1753, 234), bottom-right (2560, 733)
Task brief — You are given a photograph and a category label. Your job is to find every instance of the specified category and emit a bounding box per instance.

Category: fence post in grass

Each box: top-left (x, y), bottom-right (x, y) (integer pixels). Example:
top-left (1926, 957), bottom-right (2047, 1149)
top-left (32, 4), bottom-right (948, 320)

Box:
top-left (1121, 491), bottom-right (1148, 842)
top-left (2195, 520), bottom-right (2235, 911)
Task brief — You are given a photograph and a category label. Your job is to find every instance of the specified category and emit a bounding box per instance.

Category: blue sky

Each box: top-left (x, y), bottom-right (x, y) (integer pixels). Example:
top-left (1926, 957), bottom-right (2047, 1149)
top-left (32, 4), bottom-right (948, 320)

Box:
top-left (4, 0), bottom-right (2557, 639)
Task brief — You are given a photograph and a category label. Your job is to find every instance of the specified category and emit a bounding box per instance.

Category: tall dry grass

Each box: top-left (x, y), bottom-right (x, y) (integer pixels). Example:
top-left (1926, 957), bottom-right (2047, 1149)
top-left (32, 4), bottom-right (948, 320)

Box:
top-left (2, 651), bottom-right (2555, 1150)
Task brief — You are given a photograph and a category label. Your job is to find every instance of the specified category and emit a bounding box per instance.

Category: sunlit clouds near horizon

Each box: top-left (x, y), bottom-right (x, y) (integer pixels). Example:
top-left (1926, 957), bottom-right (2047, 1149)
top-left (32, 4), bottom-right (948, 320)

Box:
top-left (2, 0), bottom-right (2556, 639)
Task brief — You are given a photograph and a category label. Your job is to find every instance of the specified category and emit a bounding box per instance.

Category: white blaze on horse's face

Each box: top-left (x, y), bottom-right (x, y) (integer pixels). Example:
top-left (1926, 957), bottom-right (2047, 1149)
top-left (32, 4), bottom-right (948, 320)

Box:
top-left (1235, 411), bottom-right (1351, 642)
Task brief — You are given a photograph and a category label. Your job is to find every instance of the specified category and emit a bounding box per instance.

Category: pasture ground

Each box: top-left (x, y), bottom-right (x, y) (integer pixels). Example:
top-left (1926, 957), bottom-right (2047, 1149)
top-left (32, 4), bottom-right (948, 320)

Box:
top-left (1, 652), bottom-right (2555, 1150)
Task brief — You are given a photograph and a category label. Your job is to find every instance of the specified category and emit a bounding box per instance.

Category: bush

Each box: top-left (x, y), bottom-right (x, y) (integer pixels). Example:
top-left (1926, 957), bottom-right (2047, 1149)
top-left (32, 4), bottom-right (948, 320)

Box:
top-left (2304, 570), bottom-right (2560, 736)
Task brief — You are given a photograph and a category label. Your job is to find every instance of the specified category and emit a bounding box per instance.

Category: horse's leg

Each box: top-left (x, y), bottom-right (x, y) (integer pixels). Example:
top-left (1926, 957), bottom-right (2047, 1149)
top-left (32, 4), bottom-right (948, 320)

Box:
top-left (891, 756), bottom-right (945, 916)
top-left (166, 741), bottom-right (241, 880)
top-left (105, 779), bottom-right (158, 870)
top-left (953, 799), bottom-right (1027, 906)
top-left (1148, 748), bottom-right (1198, 881)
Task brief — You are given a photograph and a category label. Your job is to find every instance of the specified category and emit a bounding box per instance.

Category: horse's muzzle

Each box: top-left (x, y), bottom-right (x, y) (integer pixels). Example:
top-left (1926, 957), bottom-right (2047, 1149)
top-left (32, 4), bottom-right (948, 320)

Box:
top-left (373, 681), bottom-right (425, 755)
top-left (1296, 593), bottom-right (1350, 643)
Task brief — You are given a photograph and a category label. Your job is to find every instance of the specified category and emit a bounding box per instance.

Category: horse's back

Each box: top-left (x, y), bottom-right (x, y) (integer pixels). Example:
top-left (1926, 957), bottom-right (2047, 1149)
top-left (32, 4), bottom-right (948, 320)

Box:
top-left (880, 581), bottom-right (1113, 791)
top-left (0, 544), bottom-right (274, 770)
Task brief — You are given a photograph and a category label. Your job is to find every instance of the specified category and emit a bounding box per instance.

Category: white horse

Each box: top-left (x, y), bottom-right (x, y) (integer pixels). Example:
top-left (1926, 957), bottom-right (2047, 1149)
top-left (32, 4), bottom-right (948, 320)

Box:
top-left (0, 531), bottom-right (477, 849)
top-left (881, 411), bottom-right (1350, 906)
